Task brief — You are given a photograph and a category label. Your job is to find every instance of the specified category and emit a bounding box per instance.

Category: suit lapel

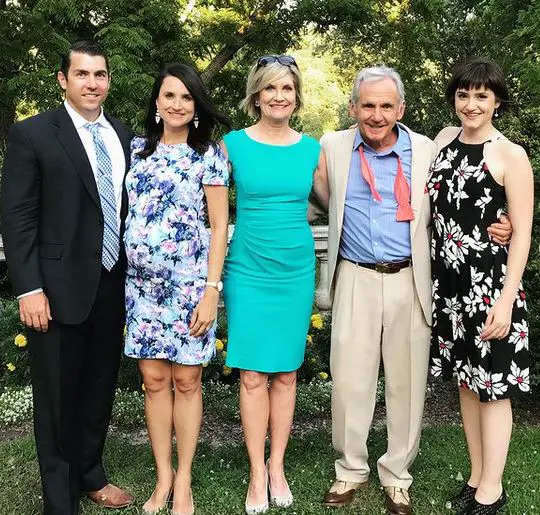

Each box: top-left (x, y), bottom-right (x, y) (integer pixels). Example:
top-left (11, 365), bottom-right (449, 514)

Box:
top-left (407, 127), bottom-right (431, 238)
top-left (335, 129), bottom-right (356, 235)
top-left (53, 107), bottom-right (101, 208)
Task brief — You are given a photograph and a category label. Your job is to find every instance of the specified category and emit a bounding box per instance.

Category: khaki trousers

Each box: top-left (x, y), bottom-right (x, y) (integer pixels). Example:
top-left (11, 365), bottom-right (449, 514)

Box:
top-left (330, 259), bottom-right (431, 489)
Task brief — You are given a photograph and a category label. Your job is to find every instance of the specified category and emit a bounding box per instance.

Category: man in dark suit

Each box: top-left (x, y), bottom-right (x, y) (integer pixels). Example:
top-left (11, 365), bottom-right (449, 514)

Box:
top-left (1, 41), bottom-right (134, 514)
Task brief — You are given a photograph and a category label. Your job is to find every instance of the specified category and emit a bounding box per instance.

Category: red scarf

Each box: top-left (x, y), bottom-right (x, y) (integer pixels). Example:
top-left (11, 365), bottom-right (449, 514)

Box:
top-left (358, 145), bottom-right (414, 222)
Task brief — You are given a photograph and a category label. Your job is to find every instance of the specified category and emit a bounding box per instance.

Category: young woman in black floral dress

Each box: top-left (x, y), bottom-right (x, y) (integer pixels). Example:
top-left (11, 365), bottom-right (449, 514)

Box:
top-left (428, 58), bottom-right (533, 514)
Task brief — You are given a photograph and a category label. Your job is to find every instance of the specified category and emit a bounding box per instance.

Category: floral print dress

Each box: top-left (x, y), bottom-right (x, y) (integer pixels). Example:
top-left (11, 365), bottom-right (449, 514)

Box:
top-left (428, 134), bottom-right (529, 402)
top-left (123, 137), bottom-right (228, 364)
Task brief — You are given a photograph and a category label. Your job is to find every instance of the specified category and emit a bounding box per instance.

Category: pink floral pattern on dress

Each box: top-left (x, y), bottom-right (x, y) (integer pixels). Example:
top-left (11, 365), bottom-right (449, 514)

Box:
top-left (123, 137), bottom-right (228, 364)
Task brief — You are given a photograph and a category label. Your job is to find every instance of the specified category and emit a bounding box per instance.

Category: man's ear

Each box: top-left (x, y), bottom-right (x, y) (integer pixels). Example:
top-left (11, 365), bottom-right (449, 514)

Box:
top-left (397, 100), bottom-right (406, 121)
top-left (57, 71), bottom-right (67, 91)
top-left (348, 99), bottom-right (355, 118)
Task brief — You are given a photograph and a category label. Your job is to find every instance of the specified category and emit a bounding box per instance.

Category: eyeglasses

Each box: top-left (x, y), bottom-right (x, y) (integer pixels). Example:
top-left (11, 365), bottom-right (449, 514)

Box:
top-left (256, 55), bottom-right (298, 69)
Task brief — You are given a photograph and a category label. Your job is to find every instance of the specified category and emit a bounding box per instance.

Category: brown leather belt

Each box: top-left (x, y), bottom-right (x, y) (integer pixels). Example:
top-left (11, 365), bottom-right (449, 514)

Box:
top-left (343, 258), bottom-right (411, 274)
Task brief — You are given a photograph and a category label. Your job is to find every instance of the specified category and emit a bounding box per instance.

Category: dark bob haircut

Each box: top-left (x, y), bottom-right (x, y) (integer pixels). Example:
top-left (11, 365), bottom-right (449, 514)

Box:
top-left (59, 40), bottom-right (109, 77)
top-left (138, 62), bottom-right (231, 158)
top-left (445, 57), bottom-right (510, 115)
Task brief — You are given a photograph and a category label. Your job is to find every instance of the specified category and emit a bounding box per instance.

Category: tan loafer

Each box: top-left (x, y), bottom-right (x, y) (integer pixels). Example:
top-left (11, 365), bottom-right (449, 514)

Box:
top-left (322, 479), bottom-right (368, 507)
top-left (385, 486), bottom-right (412, 515)
top-left (86, 483), bottom-right (134, 509)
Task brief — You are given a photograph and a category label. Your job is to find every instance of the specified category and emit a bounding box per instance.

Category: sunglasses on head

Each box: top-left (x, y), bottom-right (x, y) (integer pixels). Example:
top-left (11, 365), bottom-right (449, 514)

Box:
top-left (256, 55), bottom-right (298, 69)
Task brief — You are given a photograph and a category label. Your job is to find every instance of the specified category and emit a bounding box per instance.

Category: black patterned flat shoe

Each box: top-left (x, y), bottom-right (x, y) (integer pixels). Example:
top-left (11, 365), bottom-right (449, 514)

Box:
top-left (446, 483), bottom-right (477, 512)
top-left (466, 490), bottom-right (507, 514)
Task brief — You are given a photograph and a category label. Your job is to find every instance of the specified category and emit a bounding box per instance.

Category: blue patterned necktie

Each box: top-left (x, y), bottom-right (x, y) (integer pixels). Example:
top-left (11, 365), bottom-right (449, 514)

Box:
top-left (85, 123), bottom-right (119, 271)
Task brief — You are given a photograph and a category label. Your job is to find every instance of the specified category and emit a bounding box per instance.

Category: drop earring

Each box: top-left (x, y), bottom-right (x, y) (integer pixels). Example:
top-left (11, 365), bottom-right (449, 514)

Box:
top-left (193, 113), bottom-right (199, 128)
top-left (254, 100), bottom-right (260, 107)
top-left (494, 108), bottom-right (499, 118)
top-left (155, 111), bottom-right (161, 124)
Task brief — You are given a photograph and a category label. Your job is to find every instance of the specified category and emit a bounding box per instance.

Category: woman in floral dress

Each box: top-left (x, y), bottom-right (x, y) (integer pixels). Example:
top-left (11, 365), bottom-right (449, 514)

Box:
top-left (428, 58), bottom-right (533, 514)
top-left (124, 63), bottom-right (230, 515)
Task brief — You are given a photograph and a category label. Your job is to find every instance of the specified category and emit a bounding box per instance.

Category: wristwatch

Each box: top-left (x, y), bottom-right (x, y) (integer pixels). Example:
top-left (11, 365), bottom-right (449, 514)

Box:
top-left (206, 280), bottom-right (223, 292)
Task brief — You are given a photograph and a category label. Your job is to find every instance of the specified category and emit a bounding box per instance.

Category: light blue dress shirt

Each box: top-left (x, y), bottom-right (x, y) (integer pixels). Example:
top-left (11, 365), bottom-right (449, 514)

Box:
top-left (340, 125), bottom-right (413, 263)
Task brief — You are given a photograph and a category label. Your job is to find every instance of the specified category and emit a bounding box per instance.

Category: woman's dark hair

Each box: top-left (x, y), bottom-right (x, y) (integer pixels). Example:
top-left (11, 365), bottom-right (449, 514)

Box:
top-left (445, 57), bottom-right (510, 115)
top-left (138, 62), bottom-right (231, 158)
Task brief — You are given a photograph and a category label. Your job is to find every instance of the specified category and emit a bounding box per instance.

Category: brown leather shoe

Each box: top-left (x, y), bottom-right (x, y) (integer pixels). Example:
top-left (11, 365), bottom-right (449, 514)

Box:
top-left (322, 479), bottom-right (368, 507)
top-left (86, 483), bottom-right (134, 509)
top-left (385, 486), bottom-right (412, 515)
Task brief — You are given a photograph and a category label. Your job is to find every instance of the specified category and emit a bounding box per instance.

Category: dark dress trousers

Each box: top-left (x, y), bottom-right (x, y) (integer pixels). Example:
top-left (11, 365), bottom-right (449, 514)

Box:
top-left (1, 106), bottom-right (133, 515)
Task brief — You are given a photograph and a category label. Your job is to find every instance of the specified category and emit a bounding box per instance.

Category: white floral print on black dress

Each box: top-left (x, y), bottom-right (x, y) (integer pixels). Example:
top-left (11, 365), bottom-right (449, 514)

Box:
top-left (428, 134), bottom-right (529, 401)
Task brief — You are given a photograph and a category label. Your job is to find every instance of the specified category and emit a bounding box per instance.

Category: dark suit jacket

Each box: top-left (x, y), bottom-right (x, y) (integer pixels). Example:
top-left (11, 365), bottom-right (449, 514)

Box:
top-left (1, 106), bottom-right (133, 324)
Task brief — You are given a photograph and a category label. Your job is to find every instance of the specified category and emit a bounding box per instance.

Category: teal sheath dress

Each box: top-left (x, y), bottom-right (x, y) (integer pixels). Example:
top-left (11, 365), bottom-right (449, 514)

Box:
top-left (223, 129), bottom-right (320, 373)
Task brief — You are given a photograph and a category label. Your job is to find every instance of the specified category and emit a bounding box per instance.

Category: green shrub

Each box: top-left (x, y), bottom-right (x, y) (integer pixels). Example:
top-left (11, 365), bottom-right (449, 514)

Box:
top-left (0, 386), bottom-right (32, 425)
top-left (0, 379), bottom-right (384, 428)
top-left (0, 299), bottom-right (29, 387)
top-left (0, 299), bottom-right (333, 390)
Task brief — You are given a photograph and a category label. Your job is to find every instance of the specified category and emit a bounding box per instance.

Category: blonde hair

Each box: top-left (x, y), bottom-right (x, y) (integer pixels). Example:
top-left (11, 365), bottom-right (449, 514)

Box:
top-left (240, 60), bottom-right (304, 118)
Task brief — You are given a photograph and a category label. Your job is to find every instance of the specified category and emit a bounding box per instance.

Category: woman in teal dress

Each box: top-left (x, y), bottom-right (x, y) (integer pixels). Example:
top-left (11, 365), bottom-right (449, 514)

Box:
top-left (221, 56), bottom-right (328, 514)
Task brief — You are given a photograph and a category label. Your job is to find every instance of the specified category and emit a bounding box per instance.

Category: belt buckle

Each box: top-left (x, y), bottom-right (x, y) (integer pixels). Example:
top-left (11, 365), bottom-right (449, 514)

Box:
top-left (375, 262), bottom-right (391, 274)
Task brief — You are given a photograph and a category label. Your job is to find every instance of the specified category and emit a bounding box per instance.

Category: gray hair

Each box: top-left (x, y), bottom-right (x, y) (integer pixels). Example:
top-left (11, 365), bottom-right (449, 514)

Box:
top-left (351, 65), bottom-right (405, 104)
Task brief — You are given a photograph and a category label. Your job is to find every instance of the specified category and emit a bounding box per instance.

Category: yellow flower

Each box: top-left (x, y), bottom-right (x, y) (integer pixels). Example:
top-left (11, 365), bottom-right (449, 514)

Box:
top-left (14, 334), bottom-right (27, 348)
top-left (6, 363), bottom-right (16, 372)
top-left (222, 365), bottom-right (232, 376)
top-left (141, 383), bottom-right (146, 391)
top-left (311, 313), bottom-right (324, 330)
top-left (215, 339), bottom-right (224, 352)
top-left (306, 334), bottom-right (313, 346)
top-left (202, 361), bottom-right (209, 368)
top-left (318, 371), bottom-right (329, 381)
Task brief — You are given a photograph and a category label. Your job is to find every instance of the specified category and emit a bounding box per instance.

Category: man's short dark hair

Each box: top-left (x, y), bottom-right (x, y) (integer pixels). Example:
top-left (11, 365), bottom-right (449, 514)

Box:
top-left (445, 57), bottom-right (510, 114)
top-left (59, 40), bottom-right (109, 77)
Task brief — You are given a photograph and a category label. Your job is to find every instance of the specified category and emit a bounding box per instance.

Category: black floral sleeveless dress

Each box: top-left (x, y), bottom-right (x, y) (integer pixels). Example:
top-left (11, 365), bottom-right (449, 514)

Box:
top-left (428, 135), bottom-right (529, 402)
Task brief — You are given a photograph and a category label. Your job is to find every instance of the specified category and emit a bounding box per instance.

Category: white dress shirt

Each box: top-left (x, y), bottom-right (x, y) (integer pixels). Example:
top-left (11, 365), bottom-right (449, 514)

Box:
top-left (63, 100), bottom-right (125, 226)
top-left (18, 101), bottom-right (126, 299)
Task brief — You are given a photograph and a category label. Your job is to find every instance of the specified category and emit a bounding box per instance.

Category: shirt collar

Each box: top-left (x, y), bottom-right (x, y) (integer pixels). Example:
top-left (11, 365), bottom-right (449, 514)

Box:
top-left (64, 100), bottom-right (111, 131)
top-left (353, 123), bottom-right (410, 158)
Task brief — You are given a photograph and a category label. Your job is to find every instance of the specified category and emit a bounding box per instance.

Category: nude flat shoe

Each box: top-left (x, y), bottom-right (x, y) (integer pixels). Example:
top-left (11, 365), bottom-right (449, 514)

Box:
top-left (172, 489), bottom-right (194, 515)
top-left (142, 487), bottom-right (172, 514)
top-left (245, 468), bottom-right (269, 514)
top-left (267, 460), bottom-right (293, 508)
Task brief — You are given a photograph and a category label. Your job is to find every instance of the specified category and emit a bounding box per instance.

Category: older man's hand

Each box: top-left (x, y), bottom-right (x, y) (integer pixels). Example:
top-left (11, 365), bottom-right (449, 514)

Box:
top-left (487, 214), bottom-right (512, 245)
top-left (19, 292), bottom-right (52, 332)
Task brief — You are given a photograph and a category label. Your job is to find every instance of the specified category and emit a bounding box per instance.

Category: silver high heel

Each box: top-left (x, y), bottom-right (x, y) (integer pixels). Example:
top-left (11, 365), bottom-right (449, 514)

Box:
top-left (245, 467), bottom-right (269, 514)
top-left (267, 460), bottom-right (293, 508)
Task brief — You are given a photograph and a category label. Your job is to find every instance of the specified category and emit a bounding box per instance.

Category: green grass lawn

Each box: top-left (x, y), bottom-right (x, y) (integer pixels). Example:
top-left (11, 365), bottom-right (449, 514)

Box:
top-left (1, 426), bottom-right (539, 514)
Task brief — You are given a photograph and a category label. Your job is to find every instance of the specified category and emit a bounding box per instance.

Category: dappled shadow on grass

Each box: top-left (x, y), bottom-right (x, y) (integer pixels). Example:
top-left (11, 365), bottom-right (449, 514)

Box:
top-left (1, 426), bottom-right (539, 514)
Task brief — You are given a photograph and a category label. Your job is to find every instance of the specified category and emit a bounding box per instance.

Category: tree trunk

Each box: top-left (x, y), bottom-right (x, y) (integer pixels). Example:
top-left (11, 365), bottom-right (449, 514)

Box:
top-left (200, 0), bottom-right (281, 84)
top-left (200, 39), bottom-right (248, 85)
